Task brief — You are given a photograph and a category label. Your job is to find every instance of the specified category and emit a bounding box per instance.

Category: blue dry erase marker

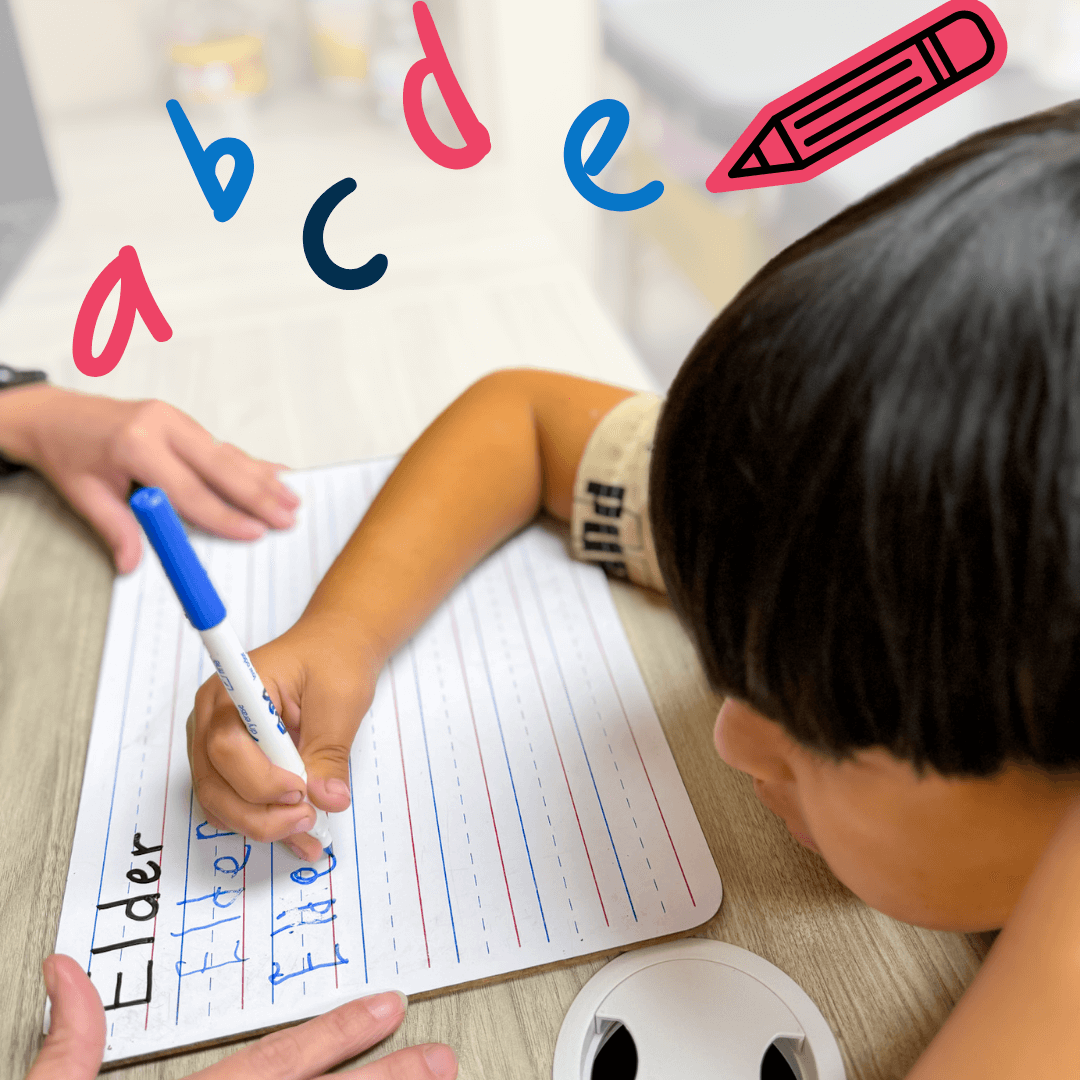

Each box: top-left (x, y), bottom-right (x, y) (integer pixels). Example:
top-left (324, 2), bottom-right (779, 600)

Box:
top-left (130, 487), bottom-right (332, 853)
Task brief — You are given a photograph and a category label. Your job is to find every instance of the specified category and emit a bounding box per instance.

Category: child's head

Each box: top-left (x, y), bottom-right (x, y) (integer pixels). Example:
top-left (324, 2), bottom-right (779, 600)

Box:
top-left (651, 101), bottom-right (1080, 930)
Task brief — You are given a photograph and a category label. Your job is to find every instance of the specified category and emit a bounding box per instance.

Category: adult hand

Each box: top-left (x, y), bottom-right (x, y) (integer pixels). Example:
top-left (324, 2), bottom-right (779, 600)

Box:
top-left (189, 612), bottom-right (380, 861)
top-left (26, 954), bottom-right (457, 1080)
top-left (0, 384), bottom-right (300, 573)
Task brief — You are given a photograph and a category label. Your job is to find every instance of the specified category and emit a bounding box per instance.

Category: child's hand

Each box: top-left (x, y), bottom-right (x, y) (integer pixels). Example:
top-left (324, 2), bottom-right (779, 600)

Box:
top-left (188, 614), bottom-right (383, 861)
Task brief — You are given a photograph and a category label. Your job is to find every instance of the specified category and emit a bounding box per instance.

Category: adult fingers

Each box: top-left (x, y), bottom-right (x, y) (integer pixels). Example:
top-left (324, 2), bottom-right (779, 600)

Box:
top-left (194, 991), bottom-right (407, 1080)
top-left (103, 400), bottom-right (298, 535)
top-left (26, 955), bottom-right (106, 1080)
top-left (156, 405), bottom-right (299, 529)
top-left (53, 473), bottom-right (144, 574)
top-left (341, 1043), bottom-right (458, 1080)
top-left (133, 449), bottom-right (269, 542)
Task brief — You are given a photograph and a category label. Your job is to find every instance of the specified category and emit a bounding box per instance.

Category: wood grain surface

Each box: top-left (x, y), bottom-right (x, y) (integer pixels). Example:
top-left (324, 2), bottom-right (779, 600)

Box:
top-left (0, 473), bottom-right (994, 1080)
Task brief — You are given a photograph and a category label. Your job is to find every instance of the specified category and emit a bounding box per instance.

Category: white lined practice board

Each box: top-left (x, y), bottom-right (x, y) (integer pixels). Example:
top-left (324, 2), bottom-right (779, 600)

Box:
top-left (53, 458), bottom-right (723, 1063)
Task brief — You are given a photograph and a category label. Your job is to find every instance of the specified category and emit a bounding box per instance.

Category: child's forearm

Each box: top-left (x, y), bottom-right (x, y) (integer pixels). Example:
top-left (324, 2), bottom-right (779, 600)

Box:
top-left (905, 796), bottom-right (1080, 1078)
top-left (298, 369), bottom-right (634, 667)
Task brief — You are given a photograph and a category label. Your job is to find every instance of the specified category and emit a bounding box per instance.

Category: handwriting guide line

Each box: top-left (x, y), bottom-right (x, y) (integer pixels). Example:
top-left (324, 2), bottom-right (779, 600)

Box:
top-left (520, 540), bottom-right (637, 923)
top-left (569, 563), bottom-right (696, 907)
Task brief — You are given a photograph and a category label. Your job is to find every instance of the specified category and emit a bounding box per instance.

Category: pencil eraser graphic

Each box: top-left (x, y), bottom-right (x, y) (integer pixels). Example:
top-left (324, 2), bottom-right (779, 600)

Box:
top-left (935, 15), bottom-right (990, 72)
top-left (707, 0), bottom-right (1007, 193)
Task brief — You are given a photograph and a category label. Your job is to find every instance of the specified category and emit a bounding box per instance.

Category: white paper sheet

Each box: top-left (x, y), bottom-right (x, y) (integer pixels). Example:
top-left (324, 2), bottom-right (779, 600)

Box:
top-left (52, 458), bottom-right (722, 1063)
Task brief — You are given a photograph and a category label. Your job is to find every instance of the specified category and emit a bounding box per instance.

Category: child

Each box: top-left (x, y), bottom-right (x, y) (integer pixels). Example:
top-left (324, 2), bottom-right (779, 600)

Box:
top-left (191, 100), bottom-right (1080, 1075)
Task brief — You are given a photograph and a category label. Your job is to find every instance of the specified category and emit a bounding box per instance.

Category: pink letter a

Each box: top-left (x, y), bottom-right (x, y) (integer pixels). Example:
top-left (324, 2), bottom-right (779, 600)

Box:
top-left (72, 246), bottom-right (172, 377)
top-left (403, 1), bottom-right (491, 170)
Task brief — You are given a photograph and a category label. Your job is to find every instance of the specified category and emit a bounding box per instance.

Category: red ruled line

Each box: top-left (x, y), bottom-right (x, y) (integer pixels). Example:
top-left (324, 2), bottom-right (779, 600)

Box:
top-left (327, 851), bottom-right (340, 988)
top-left (389, 659), bottom-right (430, 967)
top-left (503, 554), bottom-right (609, 926)
top-left (241, 837), bottom-right (247, 1007)
top-left (571, 565), bottom-right (695, 905)
top-left (449, 604), bottom-right (521, 947)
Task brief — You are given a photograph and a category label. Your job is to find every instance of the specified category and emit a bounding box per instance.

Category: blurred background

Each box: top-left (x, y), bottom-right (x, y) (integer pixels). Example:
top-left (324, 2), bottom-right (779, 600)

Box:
top-left (4, 0), bottom-right (1080, 394)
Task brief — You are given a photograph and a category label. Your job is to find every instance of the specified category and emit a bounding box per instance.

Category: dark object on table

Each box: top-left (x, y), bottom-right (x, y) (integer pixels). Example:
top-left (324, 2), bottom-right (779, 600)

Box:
top-left (0, 0), bottom-right (58, 302)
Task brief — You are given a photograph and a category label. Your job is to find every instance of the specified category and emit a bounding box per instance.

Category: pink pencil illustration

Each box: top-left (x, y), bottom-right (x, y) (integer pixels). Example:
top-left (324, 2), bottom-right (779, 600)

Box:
top-left (706, 1), bottom-right (1007, 193)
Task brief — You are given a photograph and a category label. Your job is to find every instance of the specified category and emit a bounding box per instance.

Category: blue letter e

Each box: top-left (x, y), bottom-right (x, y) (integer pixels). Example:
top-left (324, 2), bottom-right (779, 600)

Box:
top-left (563, 99), bottom-right (663, 212)
top-left (166, 99), bottom-right (254, 223)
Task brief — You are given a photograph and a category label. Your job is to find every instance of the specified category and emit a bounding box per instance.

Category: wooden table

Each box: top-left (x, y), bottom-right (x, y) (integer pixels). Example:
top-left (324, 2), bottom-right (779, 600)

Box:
top-left (1, 100), bottom-right (993, 1080)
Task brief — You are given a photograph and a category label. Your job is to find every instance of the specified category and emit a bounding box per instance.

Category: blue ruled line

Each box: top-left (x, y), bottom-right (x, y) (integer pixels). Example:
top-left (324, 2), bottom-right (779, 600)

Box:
top-left (89, 580), bottom-right (145, 970)
top-left (348, 758), bottom-right (369, 983)
top-left (521, 541), bottom-right (636, 921)
top-left (466, 579), bottom-right (549, 942)
top-left (409, 642), bottom-right (459, 962)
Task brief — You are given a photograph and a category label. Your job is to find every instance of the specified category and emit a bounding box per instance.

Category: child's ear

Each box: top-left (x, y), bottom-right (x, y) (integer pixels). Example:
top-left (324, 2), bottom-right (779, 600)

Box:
top-left (713, 698), bottom-right (797, 780)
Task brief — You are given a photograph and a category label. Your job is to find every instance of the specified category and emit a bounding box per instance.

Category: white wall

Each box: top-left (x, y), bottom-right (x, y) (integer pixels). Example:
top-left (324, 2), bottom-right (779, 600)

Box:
top-left (456, 0), bottom-right (602, 280)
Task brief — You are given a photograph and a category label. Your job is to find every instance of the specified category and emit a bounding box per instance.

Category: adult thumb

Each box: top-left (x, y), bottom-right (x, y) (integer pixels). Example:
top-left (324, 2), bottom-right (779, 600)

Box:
top-left (27, 955), bottom-right (106, 1080)
top-left (299, 681), bottom-right (365, 814)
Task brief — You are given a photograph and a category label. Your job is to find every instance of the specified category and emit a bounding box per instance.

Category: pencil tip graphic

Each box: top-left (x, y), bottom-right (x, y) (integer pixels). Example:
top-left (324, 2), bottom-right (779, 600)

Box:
top-left (730, 120), bottom-right (796, 178)
top-left (706, 118), bottom-right (802, 192)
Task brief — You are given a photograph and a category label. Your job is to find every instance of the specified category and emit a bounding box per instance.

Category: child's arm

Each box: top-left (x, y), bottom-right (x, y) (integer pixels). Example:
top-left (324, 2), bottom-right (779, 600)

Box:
top-left (905, 795), bottom-right (1080, 1078)
top-left (189, 370), bottom-right (636, 858)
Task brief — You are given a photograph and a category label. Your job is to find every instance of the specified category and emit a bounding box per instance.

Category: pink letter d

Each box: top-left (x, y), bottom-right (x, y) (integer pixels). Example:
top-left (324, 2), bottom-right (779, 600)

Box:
top-left (403, 1), bottom-right (491, 170)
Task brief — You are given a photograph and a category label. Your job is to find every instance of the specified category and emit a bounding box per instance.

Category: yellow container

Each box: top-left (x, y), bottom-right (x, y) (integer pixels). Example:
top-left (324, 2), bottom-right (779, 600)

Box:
top-left (170, 34), bottom-right (269, 103)
top-left (310, 28), bottom-right (368, 81)
top-left (629, 143), bottom-right (768, 311)
top-left (306, 1), bottom-right (373, 98)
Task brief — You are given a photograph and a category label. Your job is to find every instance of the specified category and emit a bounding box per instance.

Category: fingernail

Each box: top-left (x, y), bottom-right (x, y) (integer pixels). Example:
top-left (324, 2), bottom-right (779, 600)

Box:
top-left (367, 990), bottom-right (407, 1022)
top-left (288, 813), bottom-right (316, 836)
top-left (423, 1044), bottom-right (457, 1078)
top-left (278, 790), bottom-right (303, 805)
top-left (326, 778), bottom-right (350, 802)
top-left (282, 839), bottom-right (306, 860)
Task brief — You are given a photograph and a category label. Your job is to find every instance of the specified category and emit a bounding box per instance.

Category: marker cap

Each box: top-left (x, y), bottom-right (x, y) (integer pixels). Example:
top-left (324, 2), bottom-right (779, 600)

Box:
top-left (130, 487), bottom-right (226, 631)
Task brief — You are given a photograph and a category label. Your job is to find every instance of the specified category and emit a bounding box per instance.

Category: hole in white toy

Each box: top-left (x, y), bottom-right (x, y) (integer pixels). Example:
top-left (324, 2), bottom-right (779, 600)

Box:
top-left (590, 1020), bottom-right (637, 1079)
top-left (762, 1038), bottom-right (801, 1079)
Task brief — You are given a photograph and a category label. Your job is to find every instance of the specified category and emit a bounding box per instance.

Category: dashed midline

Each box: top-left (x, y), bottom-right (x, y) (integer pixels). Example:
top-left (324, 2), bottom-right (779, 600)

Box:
top-left (491, 572), bottom-right (584, 924)
top-left (431, 631), bottom-right (490, 956)
top-left (371, 725), bottom-right (399, 971)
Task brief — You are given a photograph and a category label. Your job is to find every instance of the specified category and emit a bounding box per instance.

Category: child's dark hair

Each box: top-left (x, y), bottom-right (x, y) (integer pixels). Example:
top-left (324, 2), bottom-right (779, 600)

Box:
top-left (651, 101), bottom-right (1080, 778)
